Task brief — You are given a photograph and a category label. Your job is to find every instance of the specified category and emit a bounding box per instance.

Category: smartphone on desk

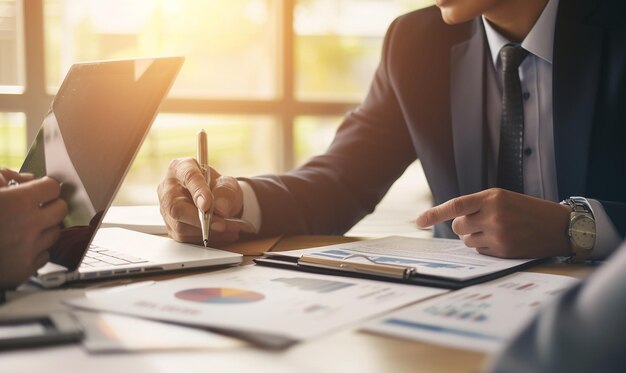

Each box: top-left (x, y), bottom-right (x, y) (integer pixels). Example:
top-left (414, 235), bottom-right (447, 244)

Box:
top-left (0, 313), bottom-right (84, 350)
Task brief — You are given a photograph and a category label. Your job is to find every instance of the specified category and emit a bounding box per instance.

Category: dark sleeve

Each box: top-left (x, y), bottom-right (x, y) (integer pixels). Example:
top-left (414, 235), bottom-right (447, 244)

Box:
top-left (242, 18), bottom-right (417, 237)
top-left (489, 241), bottom-right (626, 372)
top-left (599, 200), bottom-right (626, 237)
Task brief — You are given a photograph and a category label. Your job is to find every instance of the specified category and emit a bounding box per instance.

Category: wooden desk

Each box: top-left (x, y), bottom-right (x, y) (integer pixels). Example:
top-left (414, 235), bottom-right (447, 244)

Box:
top-left (0, 236), bottom-right (595, 373)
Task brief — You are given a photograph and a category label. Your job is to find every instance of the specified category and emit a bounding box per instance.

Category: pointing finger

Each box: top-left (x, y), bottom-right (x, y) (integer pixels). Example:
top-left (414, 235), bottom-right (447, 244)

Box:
top-left (416, 192), bottom-right (485, 228)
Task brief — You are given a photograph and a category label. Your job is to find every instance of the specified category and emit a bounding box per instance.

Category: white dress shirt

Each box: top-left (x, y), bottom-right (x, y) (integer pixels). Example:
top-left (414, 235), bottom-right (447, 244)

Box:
top-left (483, 0), bottom-right (559, 203)
top-left (239, 0), bottom-right (621, 259)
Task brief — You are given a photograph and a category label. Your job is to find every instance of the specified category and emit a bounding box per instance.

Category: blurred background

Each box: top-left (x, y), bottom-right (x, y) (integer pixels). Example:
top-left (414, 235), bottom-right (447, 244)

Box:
top-left (0, 0), bottom-right (434, 235)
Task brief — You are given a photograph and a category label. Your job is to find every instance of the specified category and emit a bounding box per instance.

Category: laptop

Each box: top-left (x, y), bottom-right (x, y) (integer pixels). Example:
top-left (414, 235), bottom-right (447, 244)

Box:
top-left (19, 57), bottom-right (242, 288)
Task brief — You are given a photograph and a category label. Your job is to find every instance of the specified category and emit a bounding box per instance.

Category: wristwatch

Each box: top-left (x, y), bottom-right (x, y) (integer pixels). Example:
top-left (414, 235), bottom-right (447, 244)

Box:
top-left (560, 197), bottom-right (596, 261)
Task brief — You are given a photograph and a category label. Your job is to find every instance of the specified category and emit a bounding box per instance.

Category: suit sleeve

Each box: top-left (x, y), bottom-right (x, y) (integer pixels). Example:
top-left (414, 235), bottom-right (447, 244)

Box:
top-left (599, 200), bottom-right (626, 237)
top-left (587, 200), bottom-right (623, 259)
top-left (241, 18), bottom-right (417, 237)
top-left (489, 240), bottom-right (626, 372)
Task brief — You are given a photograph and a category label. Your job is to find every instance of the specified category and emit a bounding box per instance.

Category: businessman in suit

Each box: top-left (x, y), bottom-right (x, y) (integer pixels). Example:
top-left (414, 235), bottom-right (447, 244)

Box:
top-left (158, 0), bottom-right (626, 260)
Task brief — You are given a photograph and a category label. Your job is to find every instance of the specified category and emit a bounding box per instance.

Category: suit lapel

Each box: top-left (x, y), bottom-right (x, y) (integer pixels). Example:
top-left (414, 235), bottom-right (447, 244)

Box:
top-left (553, 1), bottom-right (602, 199)
top-left (450, 20), bottom-right (486, 196)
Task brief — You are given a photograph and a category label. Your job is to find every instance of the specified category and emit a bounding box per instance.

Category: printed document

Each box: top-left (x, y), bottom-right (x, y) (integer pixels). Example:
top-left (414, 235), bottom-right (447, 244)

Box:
top-left (67, 266), bottom-right (446, 344)
top-left (264, 236), bottom-right (537, 281)
top-left (362, 272), bottom-right (579, 352)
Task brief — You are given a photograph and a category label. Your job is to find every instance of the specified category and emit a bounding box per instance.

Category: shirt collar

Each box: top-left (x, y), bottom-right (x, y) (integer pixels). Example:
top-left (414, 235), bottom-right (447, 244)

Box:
top-left (482, 0), bottom-right (559, 66)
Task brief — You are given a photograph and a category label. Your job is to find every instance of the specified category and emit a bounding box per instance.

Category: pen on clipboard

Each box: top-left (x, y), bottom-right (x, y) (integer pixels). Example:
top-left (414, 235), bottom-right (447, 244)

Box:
top-left (298, 254), bottom-right (416, 280)
top-left (197, 129), bottom-right (213, 247)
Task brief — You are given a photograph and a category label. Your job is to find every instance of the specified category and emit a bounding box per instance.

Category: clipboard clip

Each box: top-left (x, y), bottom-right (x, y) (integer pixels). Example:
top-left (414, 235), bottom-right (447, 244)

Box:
top-left (298, 253), bottom-right (416, 280)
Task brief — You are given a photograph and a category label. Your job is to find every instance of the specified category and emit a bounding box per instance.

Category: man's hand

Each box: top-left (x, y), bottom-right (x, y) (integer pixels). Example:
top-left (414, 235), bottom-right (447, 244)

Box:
top-left (157, 158), bottom-right (244, 246)
top-left (416, 188), bottom-right (572, 259)
top-left (0, 171), bottom-right (68, 289)
top-left (0, 168), bottom-right (33, 185)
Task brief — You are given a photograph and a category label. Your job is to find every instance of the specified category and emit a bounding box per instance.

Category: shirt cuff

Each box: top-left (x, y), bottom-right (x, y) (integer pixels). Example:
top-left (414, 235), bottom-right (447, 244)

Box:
top-left (588, 199), bottom-right (622, 260)
top-left (238, 180), bottom-right (262, 234)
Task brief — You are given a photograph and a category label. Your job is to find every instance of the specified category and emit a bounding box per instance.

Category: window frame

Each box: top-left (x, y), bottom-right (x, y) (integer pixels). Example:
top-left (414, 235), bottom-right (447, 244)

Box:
top-left (0, 0), bottom-right (358, 172)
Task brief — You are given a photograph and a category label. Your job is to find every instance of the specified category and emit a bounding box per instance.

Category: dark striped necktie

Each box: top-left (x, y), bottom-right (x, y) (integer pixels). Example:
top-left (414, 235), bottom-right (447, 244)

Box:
top-left (497, 44), bottom-right (529, 193)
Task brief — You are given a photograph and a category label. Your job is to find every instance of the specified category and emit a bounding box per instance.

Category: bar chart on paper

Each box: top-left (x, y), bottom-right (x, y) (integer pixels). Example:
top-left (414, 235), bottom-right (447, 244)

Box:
top-left (270, 277), bottom-right (354, 293)
top-left (363, 272), bottom-right (579, 352)
top-left (67, 266), bottom-right (447, 342)
top-left (421, 279), bottom-right (547, 324)
top-left (422, 294), bottom-right (492, 323)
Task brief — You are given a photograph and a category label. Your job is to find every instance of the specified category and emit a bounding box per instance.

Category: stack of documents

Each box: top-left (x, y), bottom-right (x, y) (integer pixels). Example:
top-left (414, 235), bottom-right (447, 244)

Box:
top-left (67, 266), bottom-right (446, 348)
top-left (62, 235), bottom-right (577, 352)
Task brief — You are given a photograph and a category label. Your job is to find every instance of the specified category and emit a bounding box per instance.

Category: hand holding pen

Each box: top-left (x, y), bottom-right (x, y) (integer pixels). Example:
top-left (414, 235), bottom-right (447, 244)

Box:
top-left (157, 130), bottom-right (256, 246)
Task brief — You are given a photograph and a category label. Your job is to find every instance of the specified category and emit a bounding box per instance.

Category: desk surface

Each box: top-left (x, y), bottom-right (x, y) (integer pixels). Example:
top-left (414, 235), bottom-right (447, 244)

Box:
top-left (0, 236), bottom-right (594, 373)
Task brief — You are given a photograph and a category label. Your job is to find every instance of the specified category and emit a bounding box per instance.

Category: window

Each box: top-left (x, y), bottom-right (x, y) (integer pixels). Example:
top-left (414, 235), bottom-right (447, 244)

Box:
top-left (295, 0), bottom-right (427, 101)
top-left (0, 0), bottom-right (24, 89)
top-left (117, 114), bottom-right (278, 204)
top-left (0, 0), bottom-right (434, 205)
top-left (294, 115), bottom-right (341, 167)
top-left (0, 112), bottom-right (25, 168)
top-left (44, 0), bottom-right (279, 98)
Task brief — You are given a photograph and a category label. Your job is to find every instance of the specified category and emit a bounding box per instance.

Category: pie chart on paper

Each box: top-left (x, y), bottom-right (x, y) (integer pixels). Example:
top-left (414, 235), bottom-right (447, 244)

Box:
top-left (175, 288), bottom-right (265, 304)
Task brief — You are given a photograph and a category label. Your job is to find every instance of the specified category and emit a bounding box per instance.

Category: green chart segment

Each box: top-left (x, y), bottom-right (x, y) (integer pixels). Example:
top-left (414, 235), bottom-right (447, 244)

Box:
top-left (175, 288), bottom-right (265, 304)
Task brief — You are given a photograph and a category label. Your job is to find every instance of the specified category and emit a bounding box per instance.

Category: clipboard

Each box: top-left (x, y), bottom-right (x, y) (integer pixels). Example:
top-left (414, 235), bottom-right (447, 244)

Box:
top-left (254, 254), bottom-right (544, 290)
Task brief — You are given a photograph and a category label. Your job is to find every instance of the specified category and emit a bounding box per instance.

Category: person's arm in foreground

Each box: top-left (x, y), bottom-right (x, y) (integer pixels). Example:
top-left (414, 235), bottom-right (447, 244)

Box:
top-left (488, 239), bottom-right (626, 372)
top-left (0, 168), bottom-right (67, 289)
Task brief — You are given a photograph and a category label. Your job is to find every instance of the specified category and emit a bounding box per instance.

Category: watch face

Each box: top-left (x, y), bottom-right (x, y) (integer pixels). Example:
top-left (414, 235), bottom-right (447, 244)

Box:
top-left (571, 215), bottom-right (596, 250)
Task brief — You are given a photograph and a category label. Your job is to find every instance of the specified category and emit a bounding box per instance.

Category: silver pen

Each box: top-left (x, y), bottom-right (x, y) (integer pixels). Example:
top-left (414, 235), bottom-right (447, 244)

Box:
top-left (197, 129), bottom-right (213, 247)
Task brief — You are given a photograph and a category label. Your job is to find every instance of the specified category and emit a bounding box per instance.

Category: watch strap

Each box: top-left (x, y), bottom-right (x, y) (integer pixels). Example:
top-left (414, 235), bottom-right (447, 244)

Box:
top-left (562, 197), bottom-right (593, 215)
top-left (561, 197), bottom-right (595, 262)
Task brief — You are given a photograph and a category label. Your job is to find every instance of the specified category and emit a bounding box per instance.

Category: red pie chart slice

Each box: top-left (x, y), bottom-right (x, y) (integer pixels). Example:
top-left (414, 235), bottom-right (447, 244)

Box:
top-left (175, 288), bottom-right (265, 304)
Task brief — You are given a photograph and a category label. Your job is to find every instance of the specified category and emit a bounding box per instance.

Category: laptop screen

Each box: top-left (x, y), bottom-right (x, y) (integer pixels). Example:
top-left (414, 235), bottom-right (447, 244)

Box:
top-left (21, 57), bottom-right (183, 272)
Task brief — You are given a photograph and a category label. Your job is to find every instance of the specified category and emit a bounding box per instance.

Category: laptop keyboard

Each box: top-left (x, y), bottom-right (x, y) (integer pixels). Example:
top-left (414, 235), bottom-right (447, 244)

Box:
top-left (79, 244), bottom-right (149, 268)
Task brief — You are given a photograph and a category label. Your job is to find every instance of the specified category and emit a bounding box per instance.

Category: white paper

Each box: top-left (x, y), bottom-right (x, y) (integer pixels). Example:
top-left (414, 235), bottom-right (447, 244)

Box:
top-left (363, 272), bottom-right (579, 352)
top-left (66, 266), bottom-right (447, 341)
top-left (0, 323), bottom-right (46, 339)
top-left (265, 236), bottom-right (537, 281)
top-left (74, 312), bottom-right (245, 353)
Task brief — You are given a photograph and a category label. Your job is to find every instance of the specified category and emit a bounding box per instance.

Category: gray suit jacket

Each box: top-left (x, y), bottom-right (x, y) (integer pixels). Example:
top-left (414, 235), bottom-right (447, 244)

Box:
top-left (489, 241), bottom-right (626, 372)
top-left (244, 1), bottom-right (626, 240)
